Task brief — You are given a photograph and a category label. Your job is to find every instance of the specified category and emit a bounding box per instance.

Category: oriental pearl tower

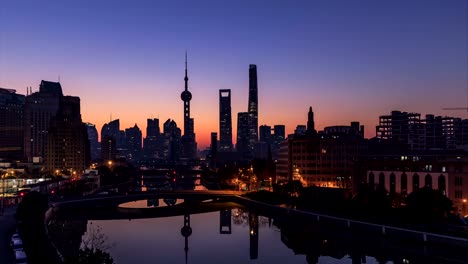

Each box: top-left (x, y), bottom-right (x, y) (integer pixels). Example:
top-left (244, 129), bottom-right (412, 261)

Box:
top-left (181, 52), bottom-right (192, 132)
top-left (180, 52), bottom-right (197, 159)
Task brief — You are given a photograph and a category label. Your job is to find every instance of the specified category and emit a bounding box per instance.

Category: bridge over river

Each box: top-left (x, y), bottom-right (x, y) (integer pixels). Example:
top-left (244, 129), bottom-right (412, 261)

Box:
top-left (47, 190), bottom-right (244, 220)
top-left (47, 189), bottom-right (468, 249)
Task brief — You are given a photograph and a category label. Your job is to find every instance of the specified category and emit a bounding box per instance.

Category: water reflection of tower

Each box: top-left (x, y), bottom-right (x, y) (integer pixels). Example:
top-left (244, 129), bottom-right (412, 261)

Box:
top-left (180, 210), bottom-right (192, 264)
top-left (249, 212), bottom-right (259, 259)
top-left (219, 209), bottom-right (232, 234)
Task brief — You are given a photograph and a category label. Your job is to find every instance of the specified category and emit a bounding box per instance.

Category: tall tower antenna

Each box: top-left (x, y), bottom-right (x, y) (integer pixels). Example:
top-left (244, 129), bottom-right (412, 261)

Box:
top-left (184, 51), bottom-right (188, 91)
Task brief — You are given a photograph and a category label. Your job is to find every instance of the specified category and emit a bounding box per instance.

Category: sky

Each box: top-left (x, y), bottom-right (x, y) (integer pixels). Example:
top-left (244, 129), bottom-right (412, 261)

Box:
top-left (0, 0), bottom-right (467, 149)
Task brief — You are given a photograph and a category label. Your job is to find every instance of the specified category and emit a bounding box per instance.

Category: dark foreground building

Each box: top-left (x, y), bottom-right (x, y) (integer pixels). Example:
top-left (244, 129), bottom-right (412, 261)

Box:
top-left (0, 88), bottom-right (25, 160)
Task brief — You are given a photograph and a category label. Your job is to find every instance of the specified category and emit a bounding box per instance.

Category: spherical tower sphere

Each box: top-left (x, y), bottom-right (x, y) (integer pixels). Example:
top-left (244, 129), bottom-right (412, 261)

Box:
top-left (181, 226), bottom-right (192, 237)
top-left (181, 90), bottom-right (192, 101)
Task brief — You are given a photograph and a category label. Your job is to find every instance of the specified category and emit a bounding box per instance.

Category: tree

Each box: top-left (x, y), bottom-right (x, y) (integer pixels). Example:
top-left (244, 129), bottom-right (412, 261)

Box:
top-left (66, 248), bottom-right (114, 264)
top-left (405, 187), bottom-right (453, 222)
top-left (284, 180), bottom-right (303, 208)
top-left (65, 223), bottom-right (115, 264)
top-left (16, 191), bottom-right (49, 222)
top-left (350, 184), bottom-right (392, 219)
top-left (97, 166), bottom-right (113, 186)
top-left (284, 180), bottom-right (303, 198)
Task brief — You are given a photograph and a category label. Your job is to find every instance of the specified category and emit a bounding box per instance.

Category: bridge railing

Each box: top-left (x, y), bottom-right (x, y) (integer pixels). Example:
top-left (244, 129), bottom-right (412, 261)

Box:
top-left (233, 195), bottom-right (468, 247)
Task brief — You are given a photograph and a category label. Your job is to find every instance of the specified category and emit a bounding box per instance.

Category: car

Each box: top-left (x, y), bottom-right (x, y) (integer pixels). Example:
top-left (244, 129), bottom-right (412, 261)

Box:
top-left (11, 233), bottom-right (20, 241)
top-left (14, 250), bottom-right (27, 264)
top-left (10, 238), bottom-right (23, 251)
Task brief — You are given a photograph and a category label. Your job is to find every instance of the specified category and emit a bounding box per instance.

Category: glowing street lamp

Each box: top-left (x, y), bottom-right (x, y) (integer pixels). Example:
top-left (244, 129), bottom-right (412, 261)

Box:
top-left (1, 173), bottom-right (6, 215)
top-left (463, 199), bottom-right (467, 216)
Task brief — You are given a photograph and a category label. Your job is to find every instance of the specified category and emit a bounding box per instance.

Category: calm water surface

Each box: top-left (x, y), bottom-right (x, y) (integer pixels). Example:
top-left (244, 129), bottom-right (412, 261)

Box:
top-left (79, 206), bottom-right (383, 264)
top-left (48, 178), bottom-right (468, 264)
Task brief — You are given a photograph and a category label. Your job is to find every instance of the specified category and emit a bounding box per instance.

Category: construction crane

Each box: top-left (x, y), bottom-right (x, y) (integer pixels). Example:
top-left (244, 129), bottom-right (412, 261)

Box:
top-left (442, 107), bottom-right (468, 112)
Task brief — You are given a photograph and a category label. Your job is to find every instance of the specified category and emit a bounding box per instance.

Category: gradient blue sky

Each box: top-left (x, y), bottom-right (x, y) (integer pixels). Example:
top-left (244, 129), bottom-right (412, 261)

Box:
top-left (0, 0), bottom-right (467, 148)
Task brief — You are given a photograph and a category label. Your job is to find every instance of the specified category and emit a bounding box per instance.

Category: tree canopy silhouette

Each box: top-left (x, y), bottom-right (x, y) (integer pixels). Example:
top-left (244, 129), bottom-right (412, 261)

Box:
top-left (405, 187), bottom-right (453, 222)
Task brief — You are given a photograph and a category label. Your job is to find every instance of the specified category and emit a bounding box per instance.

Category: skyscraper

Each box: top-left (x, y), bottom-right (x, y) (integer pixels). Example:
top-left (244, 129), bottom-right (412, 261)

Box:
top-left (163, 119), bottom-right (181, 161)
top-left (144, 118), bottom-right (160, 159)
top-left (101, 135), bottom-right (116, 161)
top-left (259, 125), bottom-right (272, 144)
top-left (101, 119), bottom-right (126, 157)
top-left (180, 53), bottom-right (197, 159)
top-left (146, 118), bottom-right (160, 138)
top-left (210, 132), bottom-right (217, 169)
top-left (24, 80), bottom-right (62, 162)
top-left (247, 64), bottom-right (258, 158)
top-left (125, 124), bottom-right (142, 162)
top-left (45, 95), bottom-right (88, 175)
top-left (272, 125), bottom-right (286, 159)
top-left (219, 89), bottom-right (233, 152)
top-left (85, 123), bottom-right (99, 161)
top-left (0, 88), bottom-right (25, 160)
top-left (237, 112), bottom-right (251, 160)
top-left (101, 119), bottom-right (120, 142)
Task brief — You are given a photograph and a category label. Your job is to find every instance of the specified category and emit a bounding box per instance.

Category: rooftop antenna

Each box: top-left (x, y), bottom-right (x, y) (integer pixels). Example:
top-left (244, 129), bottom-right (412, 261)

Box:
top-left (443, 3), bottom-right (468, 113)
top-left (110, 113), bottom-right (112, 122)
top-left (58, 75), bottom-right (61, 83)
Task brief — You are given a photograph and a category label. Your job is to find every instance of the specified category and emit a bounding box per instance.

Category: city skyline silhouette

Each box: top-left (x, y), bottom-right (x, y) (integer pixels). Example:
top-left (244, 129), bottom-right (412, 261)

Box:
top-left (0, 0), bottom-right (467, 148)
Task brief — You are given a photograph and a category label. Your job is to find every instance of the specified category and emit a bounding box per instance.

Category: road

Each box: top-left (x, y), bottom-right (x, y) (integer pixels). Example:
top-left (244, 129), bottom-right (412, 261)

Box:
top-left (0, 205), bottom-right (17, 264)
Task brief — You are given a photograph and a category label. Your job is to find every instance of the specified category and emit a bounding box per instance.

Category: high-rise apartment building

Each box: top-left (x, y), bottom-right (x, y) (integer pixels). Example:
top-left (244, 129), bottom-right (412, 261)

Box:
top-left (24, 80), bottom-right (62, 162)
top-left (376, 110), bottom-right (467, 151)
top-left (376, 111), bottom-right (424, 150)
top-left (219, 89), bottom-right (233, 152)
top-left (0, 88), bottom-right (25, 160)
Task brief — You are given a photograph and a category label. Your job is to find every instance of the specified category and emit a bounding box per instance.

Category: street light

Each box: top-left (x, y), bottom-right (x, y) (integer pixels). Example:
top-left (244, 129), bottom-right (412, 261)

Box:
top-left (1, 172), bottom-right (6, 216)
top-left (463, 199), bottom-right (467, 216)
